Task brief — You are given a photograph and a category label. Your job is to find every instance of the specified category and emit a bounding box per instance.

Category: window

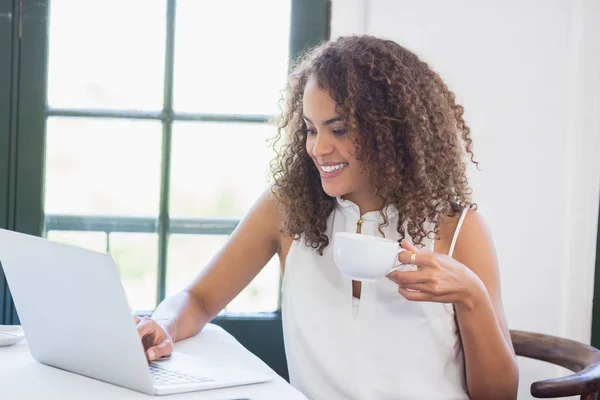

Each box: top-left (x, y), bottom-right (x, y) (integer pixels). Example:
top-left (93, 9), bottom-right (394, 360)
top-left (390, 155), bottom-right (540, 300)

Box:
top-left (0, 0), bottom-right (330, 324)
top-left (43, 0), bottom-right (290, 313)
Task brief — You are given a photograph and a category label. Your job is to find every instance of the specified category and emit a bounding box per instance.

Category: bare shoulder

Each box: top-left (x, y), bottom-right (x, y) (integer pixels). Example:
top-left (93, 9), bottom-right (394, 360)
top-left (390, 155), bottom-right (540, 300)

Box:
top-left (436, 208), bottom-right (494, 261)
top-left (247, 188), bottom-right (283, 244)
top-left (435, 211), bottom-right (461, 255)
top-left (437, 208), bottom-right (513, 352)
top-left (442, 208), bottom-right (505, 310)
top-left (251, 188), bottom-right (293, 257)
top-left (450, 208), bottom-right (498, 270)
top-left (265, 189), bottom-right (295, 264)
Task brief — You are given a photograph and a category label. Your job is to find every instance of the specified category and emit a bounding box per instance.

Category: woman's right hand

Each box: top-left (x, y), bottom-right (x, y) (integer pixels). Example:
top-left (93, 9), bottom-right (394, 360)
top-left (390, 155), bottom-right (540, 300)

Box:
top-left (135, 316), bottom-right (174, 361)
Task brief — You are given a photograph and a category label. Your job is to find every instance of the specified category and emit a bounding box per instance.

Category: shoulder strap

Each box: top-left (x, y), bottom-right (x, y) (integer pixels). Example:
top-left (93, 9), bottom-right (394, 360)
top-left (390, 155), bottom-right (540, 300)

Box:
top-left (448, 206), bottom-right (471, 257)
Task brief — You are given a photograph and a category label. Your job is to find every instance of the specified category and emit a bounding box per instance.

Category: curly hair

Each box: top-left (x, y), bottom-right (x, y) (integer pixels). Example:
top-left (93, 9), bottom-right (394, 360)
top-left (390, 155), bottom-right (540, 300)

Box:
top-left (269, 35), bottom-right (477, 255)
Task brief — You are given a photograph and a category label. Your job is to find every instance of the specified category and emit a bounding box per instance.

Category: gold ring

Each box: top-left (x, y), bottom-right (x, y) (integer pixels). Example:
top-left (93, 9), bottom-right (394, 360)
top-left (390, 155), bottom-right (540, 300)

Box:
top-left (410, 252), bottom-right (417, 265)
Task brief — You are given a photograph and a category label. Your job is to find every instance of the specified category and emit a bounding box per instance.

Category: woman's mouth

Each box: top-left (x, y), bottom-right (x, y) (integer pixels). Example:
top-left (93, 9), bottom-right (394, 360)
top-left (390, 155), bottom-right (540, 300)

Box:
top-left (319, 162), bottom-right (349, 179)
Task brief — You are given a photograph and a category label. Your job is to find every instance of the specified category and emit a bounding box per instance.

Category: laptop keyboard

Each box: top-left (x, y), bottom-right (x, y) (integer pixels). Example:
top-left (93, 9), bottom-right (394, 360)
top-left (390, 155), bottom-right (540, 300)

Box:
top-left (149, 363), bottom-right (214, 386)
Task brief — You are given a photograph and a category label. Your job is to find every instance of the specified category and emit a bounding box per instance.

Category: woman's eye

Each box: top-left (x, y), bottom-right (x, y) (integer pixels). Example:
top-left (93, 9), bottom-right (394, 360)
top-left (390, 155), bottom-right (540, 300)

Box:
top-left (332, 129), bottom-right (347, 137)
top-left (304, 128), bottom-right (317, 136)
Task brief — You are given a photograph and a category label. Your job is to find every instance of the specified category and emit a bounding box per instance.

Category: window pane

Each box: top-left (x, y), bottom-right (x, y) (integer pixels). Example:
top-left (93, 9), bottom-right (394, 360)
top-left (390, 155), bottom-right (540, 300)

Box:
top-left (169, 122), bottom-right (276, 218)
top-left (167, 234), bottom-right (280, 313)
top-left (44, 230), bottom-right (157, 311)
top-left (174, 0), bottom-right (291, 115)
top-left (226, 256), bottom-right (280, 313)
top-left (47, 0), bottom-right (166, 110)
top-left (46, 231), bottom-right (107, 253)
top-left (166, 234), bottom-right (228, 296)
top-left (44, 117), bottom-right (162, 216)
top-left (109, 233), bottom-right (158, 311)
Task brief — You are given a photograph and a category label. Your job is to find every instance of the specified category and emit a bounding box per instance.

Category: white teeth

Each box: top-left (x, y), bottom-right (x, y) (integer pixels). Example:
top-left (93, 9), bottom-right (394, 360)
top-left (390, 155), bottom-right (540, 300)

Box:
top-left (320, 163), bottom-right (347, 173)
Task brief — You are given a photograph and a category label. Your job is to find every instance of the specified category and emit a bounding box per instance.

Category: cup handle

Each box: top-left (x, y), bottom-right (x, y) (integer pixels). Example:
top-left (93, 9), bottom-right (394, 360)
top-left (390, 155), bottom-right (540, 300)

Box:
top-left (386, 248), bottom-right (408, 275)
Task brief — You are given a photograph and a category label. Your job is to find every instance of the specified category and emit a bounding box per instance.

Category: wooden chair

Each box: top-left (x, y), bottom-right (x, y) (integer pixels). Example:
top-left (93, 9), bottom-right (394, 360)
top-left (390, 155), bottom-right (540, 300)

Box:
top-left (511, 330), bottom-right (600, 399)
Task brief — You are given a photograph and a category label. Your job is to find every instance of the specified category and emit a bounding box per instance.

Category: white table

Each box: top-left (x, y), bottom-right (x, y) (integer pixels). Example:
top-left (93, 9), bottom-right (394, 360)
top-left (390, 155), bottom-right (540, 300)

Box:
top-left (0, 323), bottom-right (307, 400)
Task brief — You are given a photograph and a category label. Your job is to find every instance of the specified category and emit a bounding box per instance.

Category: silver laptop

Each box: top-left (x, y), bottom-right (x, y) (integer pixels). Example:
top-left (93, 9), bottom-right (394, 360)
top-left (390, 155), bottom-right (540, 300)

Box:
top-left (0, 228), bottom-right (270, 395)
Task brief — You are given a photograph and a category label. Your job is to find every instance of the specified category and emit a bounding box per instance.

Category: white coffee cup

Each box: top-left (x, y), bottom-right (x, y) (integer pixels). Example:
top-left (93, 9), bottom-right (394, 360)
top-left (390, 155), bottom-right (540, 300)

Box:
top-left (333, 232), bottom-right (412, 281)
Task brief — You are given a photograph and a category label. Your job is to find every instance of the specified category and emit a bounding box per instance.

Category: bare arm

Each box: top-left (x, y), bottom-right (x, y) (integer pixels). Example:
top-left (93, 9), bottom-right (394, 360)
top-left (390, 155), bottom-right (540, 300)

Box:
top-left (451, 211), bottom-right (518, 400)
top-left (389, 210), bottom-right (518, 399)
top-left (139, 189), bottom-right (282, 360)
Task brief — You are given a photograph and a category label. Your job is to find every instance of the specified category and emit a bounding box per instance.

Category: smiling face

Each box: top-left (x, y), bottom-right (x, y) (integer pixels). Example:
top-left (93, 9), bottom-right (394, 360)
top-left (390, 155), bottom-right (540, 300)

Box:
top-left (271, 36), bottom-right (477, 255)
top-left (303, 75), bottom-right (378, 211)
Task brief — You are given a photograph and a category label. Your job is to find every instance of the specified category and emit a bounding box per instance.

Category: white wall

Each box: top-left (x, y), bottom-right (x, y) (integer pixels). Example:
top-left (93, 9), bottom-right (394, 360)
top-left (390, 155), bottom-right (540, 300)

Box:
top-left (331, 1), bottom-right (600, 398)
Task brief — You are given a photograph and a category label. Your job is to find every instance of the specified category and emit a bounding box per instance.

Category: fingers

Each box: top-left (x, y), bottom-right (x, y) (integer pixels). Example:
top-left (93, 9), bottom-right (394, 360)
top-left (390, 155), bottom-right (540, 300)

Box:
top-left (389, 270), bottom-right (443, 295)
top-left (137, 316), bottom-right (169, 351)
top-left (400, 239), bottom-right (419, 253)
top-left (136, 316), bottom-right (157, 338)
top-left (397, 250), bottom-right (416, 265)
top-left (398, 240), bottom-right (420, 265)
top-left (137, 316), bottom-right (174, 359)
top-left (394, 241), bottom-right (459, 303)
top-left (397, 284), bottom-right (457, 303)
top-left (399, 282), bottom-right (442, 296)
top-left (387, 270), bottom-right (428, 285)
top-left (397, 245), bottom-right (442, 270)
top-left (146, 339), bottom-right (174, 361)
top-left (398, 286), bottom-right (431, 302)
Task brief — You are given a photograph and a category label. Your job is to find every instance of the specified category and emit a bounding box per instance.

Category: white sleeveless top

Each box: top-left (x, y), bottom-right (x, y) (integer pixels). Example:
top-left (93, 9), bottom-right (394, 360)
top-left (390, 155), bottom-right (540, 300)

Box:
top-left (281, 197), bottom-right (470, 400)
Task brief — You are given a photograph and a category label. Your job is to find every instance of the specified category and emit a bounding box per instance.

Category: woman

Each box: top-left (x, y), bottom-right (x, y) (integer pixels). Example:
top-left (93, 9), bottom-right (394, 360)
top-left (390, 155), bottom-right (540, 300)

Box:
top-left (136, 35), bottom-right (519, 399)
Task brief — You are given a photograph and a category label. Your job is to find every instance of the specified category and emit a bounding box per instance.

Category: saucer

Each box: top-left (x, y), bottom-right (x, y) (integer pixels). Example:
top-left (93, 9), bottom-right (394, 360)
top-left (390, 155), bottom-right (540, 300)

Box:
top-left (0, 325), bottom-right (25, 347)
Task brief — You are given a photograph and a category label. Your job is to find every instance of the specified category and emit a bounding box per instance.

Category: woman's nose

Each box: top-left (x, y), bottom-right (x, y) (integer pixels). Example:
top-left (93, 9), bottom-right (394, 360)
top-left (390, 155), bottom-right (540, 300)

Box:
top-left (311, 132), bottom-right (334, 157)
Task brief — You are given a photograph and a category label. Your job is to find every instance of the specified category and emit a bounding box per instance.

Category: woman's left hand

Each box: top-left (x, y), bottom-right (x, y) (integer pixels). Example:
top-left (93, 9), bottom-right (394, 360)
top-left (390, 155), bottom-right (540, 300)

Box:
top-left (387, 240), bottom-right (487, 309)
